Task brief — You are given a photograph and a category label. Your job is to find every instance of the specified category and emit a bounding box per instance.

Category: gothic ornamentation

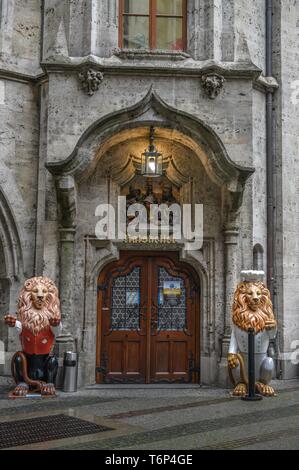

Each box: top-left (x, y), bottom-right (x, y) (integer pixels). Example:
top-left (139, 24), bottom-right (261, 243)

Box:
top-left (201, 73), bottom-right (225, 99)
top-left (56, 176), bottom-right (76, 228)
top-left (78, 68), bottom-right (104, 96)
top-left (125, 178), bottom-right (178, 229)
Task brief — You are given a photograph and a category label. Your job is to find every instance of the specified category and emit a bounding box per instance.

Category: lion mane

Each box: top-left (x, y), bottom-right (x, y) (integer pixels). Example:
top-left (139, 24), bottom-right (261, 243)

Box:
top-left (17, 277), bottom-right (61, 335)
top-left (232, 281), bottom-right (275, 333)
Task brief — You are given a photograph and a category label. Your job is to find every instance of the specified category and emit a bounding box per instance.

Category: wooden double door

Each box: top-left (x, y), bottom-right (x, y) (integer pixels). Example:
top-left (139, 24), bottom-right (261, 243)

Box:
top-left (96, 252), bottom-right (200, 383)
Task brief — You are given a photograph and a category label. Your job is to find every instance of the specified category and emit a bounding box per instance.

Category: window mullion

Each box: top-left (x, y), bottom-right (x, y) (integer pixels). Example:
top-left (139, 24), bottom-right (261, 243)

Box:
top-left (119, 0), bottom-right (124, 48)
top-left (150, 0), bottom-right (157, 49)
top-left (182, 0), bottom-right (187, 51)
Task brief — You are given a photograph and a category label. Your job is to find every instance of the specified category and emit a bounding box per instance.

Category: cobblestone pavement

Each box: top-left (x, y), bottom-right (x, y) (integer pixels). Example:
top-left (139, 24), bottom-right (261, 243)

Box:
top-left (0, 381), bottom-right (298, 450)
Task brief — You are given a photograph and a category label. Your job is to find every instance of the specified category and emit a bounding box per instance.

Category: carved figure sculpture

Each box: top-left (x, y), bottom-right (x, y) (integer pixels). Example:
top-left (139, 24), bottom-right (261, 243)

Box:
top-left (201, 73), bottom-right (225, 99)
top-left (228, 272), bottom-right (277, 397)
top-left (5, 277), bottom-right (62, 397)
top-left (161, 182), bottom-right (177, 205)
top-left (78, 68), bottom-right (104, 96)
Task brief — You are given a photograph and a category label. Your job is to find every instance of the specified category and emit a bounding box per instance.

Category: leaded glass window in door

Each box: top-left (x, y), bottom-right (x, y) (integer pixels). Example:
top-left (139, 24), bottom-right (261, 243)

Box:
top-left (111, 267), bottom-right (141, 330)
top-left (157, 267), bottom-right (186, 330)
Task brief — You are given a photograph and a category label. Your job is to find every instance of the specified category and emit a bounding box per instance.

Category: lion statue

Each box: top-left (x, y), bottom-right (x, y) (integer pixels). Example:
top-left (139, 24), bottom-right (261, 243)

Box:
top-left (228, 272), bottom-right (277, 397)
top-left (5, 276), bottom-right (62, 397)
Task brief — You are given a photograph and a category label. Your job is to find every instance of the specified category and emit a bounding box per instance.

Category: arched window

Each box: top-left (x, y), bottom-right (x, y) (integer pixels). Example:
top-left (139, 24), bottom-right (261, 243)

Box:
top-left (119, 0), bottom-right (187, 51)
top-left (253, 244), bottom-right (264, 271)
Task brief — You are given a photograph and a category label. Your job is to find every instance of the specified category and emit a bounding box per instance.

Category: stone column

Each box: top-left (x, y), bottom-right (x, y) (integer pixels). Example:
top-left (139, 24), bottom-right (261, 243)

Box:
top-left (222, 223), bottom-right (240, 356)
top-left (0, 0), bottom-right (14, 56)
top-left (58, 227), bottom-right (76, 339)
top-left (187, 0), bottom-right (222, 61)
top-left (54, 227), bottom-right (76, 386)
top-left (68, 0), bottom-right (118, 58)
top-left (218, 185), bottom-right (242, 385)
top-left (221, 0), bottom-right (235, 62)
top-left (97, 0), bottom-right (118, 57)
top-left (54, 177), bottom-right (77, 385)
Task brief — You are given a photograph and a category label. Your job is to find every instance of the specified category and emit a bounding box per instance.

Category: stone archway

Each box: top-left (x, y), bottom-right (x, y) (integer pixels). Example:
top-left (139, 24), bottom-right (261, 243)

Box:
top-left (47, 87), bottom-right (254, 187)
top-left (46, 89), bottom-right (254, 387)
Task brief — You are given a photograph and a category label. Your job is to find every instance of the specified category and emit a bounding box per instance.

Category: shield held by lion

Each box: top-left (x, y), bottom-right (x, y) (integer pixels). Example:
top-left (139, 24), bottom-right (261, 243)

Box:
top-left (228, 278), bottom-right (277, 397)
top-left (5, 277), bottom-right (62, 397)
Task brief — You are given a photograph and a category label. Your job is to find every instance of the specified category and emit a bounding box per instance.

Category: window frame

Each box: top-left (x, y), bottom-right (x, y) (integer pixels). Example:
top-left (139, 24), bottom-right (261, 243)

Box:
top-left (119, 0), bottom-right (187, 51)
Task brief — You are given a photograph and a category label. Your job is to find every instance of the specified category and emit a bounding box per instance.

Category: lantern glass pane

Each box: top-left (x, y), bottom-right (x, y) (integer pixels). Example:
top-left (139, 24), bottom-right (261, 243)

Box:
top-left (141, 154), bottom-right (146, 174)
top-left (157, 155), bottom-right (163, 175)
top-left (148, 156), bottom-right (157, 174)
top-left (141, 150), bottom-right (163, 177)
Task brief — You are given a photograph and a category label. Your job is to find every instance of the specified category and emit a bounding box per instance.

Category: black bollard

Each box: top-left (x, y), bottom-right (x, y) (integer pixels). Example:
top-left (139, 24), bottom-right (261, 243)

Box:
top-left (241, 327), bottom-right (263, 401)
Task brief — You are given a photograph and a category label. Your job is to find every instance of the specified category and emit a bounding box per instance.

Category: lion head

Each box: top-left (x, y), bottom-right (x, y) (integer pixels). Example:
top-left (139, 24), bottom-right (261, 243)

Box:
top-left (232, 281), bottom-right (275, 333)
top-left (17, 277), bottom-right (61, 335)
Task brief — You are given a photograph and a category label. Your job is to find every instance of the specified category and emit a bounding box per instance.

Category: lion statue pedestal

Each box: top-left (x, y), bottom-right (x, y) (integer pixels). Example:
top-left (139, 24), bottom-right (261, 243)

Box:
top-left (5, 277), bottom-right (62, 397)
top-left (228, 271), bottom-right (277, 398)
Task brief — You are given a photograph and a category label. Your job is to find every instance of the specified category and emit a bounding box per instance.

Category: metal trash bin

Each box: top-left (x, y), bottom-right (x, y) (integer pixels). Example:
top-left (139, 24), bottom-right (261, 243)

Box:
top-left (62, 351), bottom-right (78, 393)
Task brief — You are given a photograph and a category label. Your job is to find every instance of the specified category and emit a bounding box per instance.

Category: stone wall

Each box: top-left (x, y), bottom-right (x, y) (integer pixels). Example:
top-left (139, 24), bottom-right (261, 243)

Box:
top-left (0, 0), bottom-right (298, 386)
top-left (0, 0), bottom-right (41, 368)
top-left (273, 0), bottom-right (299, 379)
top-left (0, 78), bottom-right (39, 279)
top-left (0, 0), bottom-right (41, 74)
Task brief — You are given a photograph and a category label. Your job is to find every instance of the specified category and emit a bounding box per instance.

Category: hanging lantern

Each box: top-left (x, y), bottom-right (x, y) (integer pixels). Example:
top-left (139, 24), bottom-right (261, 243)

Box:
top-left (141, 126), bottom-right (163, 177)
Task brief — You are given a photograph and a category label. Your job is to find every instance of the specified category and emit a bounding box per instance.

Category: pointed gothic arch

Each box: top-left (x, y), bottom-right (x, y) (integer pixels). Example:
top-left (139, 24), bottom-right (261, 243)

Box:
top-left (47, 88), bottom-right (254, 196)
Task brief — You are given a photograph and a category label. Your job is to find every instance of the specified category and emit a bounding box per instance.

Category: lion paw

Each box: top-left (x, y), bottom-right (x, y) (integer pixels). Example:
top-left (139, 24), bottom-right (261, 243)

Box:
top-left (233, 383), bottom-right (247, 397)
top-left (255, 382), bottom-right (276, 397)
top-left (12, 382), bottom-right (29, 397)
top-left (41, 383), bottom-right (56, 396)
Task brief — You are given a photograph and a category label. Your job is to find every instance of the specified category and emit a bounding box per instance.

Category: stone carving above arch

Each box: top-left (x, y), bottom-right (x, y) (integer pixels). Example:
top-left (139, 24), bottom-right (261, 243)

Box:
top-left (201, 73), bottom-right (225, 99)
top-left (56, 176), bottom-right (76, 229)
top-left (78, 68), bottom-right (104, 96)
top-left (46, 87), bottom-right (254, 199)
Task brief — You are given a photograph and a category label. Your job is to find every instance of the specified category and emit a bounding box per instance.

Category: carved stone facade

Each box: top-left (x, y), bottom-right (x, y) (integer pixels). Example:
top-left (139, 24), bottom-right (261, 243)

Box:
top-left (78, 69), bottom-right (104, 96)
top-left (0, 1), bottom-right (298, 386)
top-left (201, 74), bottom-right (225, 99)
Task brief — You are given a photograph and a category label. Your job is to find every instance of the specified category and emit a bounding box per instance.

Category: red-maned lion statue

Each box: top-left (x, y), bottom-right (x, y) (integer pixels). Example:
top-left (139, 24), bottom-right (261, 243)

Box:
top-left (5, 277), bottom-right (62, 397)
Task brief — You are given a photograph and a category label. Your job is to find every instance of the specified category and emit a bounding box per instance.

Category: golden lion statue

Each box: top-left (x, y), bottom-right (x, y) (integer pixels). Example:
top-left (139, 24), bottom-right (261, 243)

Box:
top-left (5, 277), bottom-right (62, 397)
top-left (228, 273), bottom-right (277, 397)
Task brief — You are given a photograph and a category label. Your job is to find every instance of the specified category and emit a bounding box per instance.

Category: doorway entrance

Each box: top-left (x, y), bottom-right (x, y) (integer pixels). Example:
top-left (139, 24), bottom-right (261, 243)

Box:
top-left (96, 252), bottom-right (200, 383)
